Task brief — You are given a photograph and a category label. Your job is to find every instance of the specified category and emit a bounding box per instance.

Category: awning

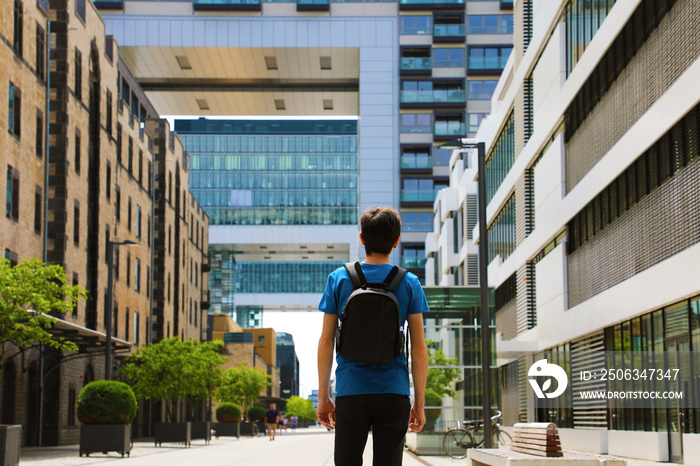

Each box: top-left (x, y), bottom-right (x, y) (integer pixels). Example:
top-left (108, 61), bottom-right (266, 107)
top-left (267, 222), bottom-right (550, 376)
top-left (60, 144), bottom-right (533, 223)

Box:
top-left (32, 312), bottom-right (132, 352)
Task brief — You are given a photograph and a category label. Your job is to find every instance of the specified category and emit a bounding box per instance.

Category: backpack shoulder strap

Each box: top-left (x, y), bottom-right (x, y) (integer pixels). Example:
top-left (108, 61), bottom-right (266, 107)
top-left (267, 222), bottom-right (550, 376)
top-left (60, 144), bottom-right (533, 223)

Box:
top-left (343, 261), bottom-right (366, 289)
top-left (383, 266), bottom-right (408, 292)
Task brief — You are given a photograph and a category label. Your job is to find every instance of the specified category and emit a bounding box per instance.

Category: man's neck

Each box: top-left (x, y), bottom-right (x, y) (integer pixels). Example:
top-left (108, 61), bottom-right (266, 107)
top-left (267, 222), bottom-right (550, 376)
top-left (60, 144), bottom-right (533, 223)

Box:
top-left (363, 253), bottom-right (392, 265)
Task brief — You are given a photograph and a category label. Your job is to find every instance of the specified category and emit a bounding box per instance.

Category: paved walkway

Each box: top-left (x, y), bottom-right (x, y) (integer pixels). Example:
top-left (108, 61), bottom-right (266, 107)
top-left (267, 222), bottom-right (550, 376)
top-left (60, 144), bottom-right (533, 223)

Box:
top-left (20, 426), bottom-right (431, 466)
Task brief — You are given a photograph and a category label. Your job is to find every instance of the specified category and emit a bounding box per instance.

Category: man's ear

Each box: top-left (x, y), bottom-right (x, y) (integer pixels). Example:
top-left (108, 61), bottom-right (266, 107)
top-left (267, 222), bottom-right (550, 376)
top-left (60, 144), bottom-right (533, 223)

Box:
top-left (393, 237), bottom-right (400, 249)
top-left (359, 232), bottom-right (365, 246)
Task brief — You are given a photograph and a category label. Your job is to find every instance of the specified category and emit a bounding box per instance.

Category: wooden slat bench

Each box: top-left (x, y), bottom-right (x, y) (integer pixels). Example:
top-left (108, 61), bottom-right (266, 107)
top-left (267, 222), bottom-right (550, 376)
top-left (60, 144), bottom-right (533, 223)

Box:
top-left (511, 423), bottom-right (563, 457)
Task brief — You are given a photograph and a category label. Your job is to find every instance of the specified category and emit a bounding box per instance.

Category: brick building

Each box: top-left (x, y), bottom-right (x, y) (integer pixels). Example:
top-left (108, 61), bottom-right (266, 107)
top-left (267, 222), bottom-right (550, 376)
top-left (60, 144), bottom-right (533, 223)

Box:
top-left (0, 0), bottom-right (209, 446)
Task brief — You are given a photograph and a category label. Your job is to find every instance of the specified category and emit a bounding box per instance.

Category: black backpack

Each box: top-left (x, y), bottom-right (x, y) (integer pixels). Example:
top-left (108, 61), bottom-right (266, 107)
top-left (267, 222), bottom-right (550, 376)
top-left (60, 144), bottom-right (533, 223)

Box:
top-left (335, 262), bottom-right (408, 364)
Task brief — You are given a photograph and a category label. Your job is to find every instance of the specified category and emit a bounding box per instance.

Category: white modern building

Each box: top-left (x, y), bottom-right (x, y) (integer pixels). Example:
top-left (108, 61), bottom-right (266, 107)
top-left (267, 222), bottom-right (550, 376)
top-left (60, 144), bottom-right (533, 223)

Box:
top-left (427, 0), bottom-right (700, 463)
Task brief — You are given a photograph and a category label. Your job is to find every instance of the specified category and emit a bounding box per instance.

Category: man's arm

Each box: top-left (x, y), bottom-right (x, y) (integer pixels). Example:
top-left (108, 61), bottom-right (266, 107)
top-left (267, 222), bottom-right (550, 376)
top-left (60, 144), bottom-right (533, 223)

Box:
top-left (407, 312), bottom-right (428, 433)
top-left (317, 312), bottom-right (337, 429)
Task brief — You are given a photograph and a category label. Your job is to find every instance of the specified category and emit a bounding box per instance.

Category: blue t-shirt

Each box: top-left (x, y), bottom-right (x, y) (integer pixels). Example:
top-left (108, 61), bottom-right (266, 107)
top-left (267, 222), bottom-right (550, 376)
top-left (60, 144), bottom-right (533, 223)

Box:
top-left (319, 263), bottom-right (429, 397)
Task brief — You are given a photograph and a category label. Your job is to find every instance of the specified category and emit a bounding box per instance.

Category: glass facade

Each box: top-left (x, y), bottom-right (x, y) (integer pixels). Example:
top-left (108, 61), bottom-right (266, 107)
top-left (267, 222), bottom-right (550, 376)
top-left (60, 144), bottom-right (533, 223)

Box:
top-left (485, 111), bottom-right (515, 203)
top-left (487, 194), bottom-right (515, 262)
top-left (208, 244), bottom-right (237, 316)
top-left (235, 261), bottom-right (343, 293)
top-left (565, 0), bottom-right (616, 75)
top-left (178, 120), bottom-right (358, 226)
top-left (401, 15), bottom-right (431, 35)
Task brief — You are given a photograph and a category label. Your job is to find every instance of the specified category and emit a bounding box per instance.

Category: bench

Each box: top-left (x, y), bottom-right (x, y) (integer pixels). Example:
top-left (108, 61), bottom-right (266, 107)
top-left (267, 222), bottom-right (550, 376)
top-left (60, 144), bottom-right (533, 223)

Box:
top-left (511, 422), bottom-right (562, 457)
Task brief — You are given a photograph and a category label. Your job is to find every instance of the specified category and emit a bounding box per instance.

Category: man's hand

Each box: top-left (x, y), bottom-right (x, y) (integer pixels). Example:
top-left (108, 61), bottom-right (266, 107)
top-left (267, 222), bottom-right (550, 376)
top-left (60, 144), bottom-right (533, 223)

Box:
top-left (408, 404), bottom-right (426, 433)
top-left (317, 396), bottom-right (336, 430)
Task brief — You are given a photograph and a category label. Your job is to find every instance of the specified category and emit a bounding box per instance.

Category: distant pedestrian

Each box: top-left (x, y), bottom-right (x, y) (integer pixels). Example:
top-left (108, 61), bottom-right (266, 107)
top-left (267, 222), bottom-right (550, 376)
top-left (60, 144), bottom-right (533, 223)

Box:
top-left (291, 414), bottom-right (298, 429)
top-left (265, 404), bottom-right (279, 441)
top-left (277, 413), bottom-right (285, 433)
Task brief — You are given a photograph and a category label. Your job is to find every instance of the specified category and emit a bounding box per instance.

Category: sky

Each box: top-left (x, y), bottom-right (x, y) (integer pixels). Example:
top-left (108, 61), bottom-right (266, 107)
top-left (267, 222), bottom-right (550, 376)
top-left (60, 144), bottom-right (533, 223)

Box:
top-left (263, 310), bottom-right (331, 399)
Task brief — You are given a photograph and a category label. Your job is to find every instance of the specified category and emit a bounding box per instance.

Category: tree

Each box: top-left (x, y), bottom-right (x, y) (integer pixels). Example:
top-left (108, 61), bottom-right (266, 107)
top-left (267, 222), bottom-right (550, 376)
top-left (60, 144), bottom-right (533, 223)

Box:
top-left (120, 337), bottom-right (226, 421)
top-left (285, 396), bottom-right (316, 423)
top-left (426, 344), bottom-right (461, 399)
top-left (216, 363), bottom-right (272, 419)
top-left (0, 258), bottom-right (86, 366)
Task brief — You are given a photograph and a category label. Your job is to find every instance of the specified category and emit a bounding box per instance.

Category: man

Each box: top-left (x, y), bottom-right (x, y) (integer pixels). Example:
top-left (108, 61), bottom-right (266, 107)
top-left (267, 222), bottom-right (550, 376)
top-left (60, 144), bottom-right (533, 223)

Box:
top-left (317, 207), bottom-right (429, 466)
top-left (265, 403), bottom-right (278, 441)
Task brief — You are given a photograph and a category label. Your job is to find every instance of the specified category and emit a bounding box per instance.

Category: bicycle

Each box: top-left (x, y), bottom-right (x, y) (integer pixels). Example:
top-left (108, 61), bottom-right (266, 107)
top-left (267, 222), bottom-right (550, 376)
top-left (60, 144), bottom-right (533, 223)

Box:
top-left (442, 410), bottom-right (512, 459)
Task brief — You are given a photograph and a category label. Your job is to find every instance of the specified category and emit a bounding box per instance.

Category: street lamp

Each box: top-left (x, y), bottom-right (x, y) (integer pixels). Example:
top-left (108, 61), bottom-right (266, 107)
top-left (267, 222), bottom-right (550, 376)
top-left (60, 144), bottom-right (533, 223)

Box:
top-left (105, 240), bottom-right (139, 380)
top-left (440, 138), bottom-right (493, 448)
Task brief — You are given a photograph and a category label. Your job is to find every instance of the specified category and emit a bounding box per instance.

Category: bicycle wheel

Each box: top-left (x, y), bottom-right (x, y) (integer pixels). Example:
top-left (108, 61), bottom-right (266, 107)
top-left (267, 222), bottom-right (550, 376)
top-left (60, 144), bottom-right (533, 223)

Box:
top-left (493, 429), bottom-right (511, 448)
top-left (443, 429), bottom-right (474, 459)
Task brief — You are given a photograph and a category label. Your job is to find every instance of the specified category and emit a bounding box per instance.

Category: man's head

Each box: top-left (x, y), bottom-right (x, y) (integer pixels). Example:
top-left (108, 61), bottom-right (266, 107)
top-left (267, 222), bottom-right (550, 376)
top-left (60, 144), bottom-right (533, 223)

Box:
top-left (269, 404), bottom-right (275, 410)
top-left (360, 207), bottom-right (401, 256)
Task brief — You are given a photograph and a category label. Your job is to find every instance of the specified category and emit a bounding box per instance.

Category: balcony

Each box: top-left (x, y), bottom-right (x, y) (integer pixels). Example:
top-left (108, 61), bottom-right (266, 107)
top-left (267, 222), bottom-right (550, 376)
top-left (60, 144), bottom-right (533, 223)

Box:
top-left (433, 121), bottom-right (466, 138)
top-left (467, 56), bottom-right (510, 73)
top-left (401, 189), bottom-right (441, 204)
top-left (401, 155), bottom-right (433, 170)
top-left (400, 89), bottom-right (466, 107)
top-left (433, 24), bottom-right (466, 42)
top-left (399, 0), bottom-right (464, 10)
top-left (401, 257), bottom-right (428, 269)
top-left (193, 0), bottom-right (262, 11)
top-left (93, 0), bottom-right (122, 9)
top-left (400, 58), bottom-right (432, 75)
top-left (297, 0), bottom-right (330, 11)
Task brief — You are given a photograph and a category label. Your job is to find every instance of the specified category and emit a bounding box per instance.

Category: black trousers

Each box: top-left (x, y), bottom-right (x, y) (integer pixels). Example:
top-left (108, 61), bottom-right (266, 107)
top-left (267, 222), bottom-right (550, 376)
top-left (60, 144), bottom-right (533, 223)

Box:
top-left (334, 394), bottom-right (411, 466)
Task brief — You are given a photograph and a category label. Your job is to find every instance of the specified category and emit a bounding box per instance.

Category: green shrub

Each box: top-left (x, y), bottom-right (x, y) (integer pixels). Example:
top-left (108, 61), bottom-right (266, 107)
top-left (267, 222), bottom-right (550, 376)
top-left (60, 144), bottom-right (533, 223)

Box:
top-left (216, 402), bottom-right (242, 422)
top-left (77, 380), bottom-right (138, 425)
top-left (424, 389), bottom-right (443, 420)
top-left (247, 406), bottom-right (266, 422)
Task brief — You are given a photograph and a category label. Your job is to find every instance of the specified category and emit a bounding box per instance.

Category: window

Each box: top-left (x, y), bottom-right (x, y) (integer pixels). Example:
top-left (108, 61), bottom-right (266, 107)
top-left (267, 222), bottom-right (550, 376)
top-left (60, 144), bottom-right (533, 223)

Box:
top-left (146, 266), bottom-right (150, 298)
top-left (468, 14), bottom-right (512, 34)
top-left (116, 123), bottom-right (122, 164)
top-left (105, 225), bottom-right (110, 264)
top-left (147, 161), bottom-right (152, 194)
top-left (127, 198), bottom-right (132, 231)
top-left (72, 273), bottom-right (78, 315)
top-left (75, 0), bottom-right (86, 23)
top-left (433, 48), bottom-right (464, 68)
top-left (36, 24), bottom-right (45, 80)
top-left (433, 148), bottom-right (451, 166)
top-left (468, 46), bottom-right (512, 71)
top-left (147, 215), bottom-right (151, 245)
top-left (13, 0), bottom-right (23, 57)
top-left (468, 80), bottom-right (498, 100)
top-left (468, 113), bottom-right (487, 134)
top-left (136, 205), bottom-right (141, 239)
top-left (138, 150), bottom-right (143, 186)
top-left (114, 248), bottom-right (119, 280)
top-left (105, 90), bottom-right (112, 136)
top-left (36, 110), bottom-right (43, 158)
top-left (68, 389), bottom-right (76, 426)
top-left (125, 308), bottom-right (130, 342)
top-left (106, 162), bottom-right (111, 199)
top-left (134, 311), bottom-right (140, 346)
top-left (128, 137), bottom-right (133, 174)
top-left (73, 201), bottom-right (80, 246)
top-left (401, 113), bottom-right (432, 133)
top-left (402, 178), bottom-right (442, 203)
top-left (34, 186), bottom-right (41, 234)
top-left (6, 166), bottom-right (19, 221)
top-left (115, 188), bottom-right (121, 222)
top-left (74, 128), bottom-right (81, 174)
top-left (402, 212), bottom-right (433, 232)
top-left (401, 16), bottom-right (431, 35)
top-left (126, 252), bottom-right (131, 288)
top-left (8, 82), bottom-right (21, 138)
top-left (134, 258), bottom-right (140, 292)
top-left (401, 245), bottom-right (426, 269)
top-left (74, 48), bottom-right (82, 101)
top-left (258, 336), bottom-right (265, 342)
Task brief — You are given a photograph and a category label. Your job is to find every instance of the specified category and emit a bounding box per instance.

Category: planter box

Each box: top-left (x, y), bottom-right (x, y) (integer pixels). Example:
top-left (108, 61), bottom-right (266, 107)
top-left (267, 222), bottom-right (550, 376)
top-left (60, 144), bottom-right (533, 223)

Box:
top-left (0, 425), bottom-right (21, 466)
top-left (213, 422), bottom-right (240, 438)
top-left (191, 421), bottom-right (212, 444)
top-left (155, 422), bottom-right (191, 447)
top-left (79, 424), bottom-right (131, 458)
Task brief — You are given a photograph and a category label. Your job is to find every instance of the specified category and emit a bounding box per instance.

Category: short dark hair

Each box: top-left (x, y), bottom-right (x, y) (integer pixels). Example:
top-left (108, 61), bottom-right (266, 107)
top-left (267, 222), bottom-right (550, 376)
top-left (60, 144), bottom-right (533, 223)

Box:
top-left (360, 207), bottom-right (401, 256)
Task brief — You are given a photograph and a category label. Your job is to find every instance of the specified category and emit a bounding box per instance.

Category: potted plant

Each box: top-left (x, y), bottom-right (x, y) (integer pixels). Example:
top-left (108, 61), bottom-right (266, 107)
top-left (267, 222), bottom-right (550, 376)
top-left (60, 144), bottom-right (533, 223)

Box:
top-left (424, 389), bottom-right (443, 432)
top-left (240, 406), bottom-right (266, 436)
top-left (77, 380), bottom-right (138, 457)
top-left (213, 402), bottom-right (241, 438)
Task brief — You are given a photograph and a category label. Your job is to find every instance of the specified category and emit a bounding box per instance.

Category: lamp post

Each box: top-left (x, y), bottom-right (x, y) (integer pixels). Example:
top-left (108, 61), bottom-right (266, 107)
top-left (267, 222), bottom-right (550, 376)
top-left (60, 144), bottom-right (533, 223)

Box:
top-left (105, 240), bottom-right (139, 380)
top-left (440, 138), bottom-right (492, 447)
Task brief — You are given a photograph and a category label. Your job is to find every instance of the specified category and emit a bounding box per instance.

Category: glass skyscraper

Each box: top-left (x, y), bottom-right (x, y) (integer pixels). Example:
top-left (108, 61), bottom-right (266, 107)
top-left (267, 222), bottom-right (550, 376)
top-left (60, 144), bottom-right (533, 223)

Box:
top-left (177, 119), bottom-right (359, 321)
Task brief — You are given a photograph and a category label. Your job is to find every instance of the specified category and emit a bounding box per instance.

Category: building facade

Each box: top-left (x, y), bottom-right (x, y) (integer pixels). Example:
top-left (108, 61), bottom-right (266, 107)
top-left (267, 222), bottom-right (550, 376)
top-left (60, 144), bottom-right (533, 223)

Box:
top-left (0, 0), bottom-right (209, 446)
top-left (277, 332), bottom-right (300, 399)
top-left (96, 0), bottom-right (513, 288)
top-left (428, 0), bottom-right (700, 462)
top-left (177, 119), bottom-right (359, 319)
